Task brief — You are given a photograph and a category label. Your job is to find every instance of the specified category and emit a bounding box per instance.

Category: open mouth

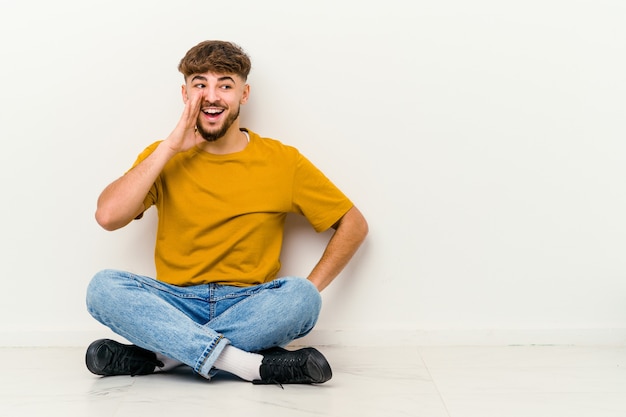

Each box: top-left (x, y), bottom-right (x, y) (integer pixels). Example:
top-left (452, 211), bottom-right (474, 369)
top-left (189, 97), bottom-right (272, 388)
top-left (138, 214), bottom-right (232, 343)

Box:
top-left (201, 107), bottom-right (225, 120)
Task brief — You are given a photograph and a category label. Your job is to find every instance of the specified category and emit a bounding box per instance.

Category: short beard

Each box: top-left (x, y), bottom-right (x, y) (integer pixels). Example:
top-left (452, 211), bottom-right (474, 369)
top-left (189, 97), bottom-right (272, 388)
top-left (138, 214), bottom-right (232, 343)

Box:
top-left (196, 105), bottom-right (240, 142)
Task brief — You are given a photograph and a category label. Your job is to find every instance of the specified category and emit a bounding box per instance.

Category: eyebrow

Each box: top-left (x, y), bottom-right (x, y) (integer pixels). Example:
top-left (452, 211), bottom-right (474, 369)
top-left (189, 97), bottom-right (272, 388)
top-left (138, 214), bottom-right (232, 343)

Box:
top-left (190, 75), bottom-right (236, 83)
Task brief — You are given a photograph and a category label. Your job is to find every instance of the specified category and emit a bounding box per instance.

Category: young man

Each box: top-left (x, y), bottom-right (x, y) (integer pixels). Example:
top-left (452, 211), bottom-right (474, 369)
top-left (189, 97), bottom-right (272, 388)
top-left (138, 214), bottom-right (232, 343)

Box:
top-left (85, 40), bottom-right (368, 385)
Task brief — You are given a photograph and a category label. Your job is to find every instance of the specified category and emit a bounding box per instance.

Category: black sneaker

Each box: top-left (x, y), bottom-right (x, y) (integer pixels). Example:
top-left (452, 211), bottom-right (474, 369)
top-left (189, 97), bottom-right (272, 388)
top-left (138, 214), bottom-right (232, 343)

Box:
top-left (85, 339), bottom-right (164, 377)
top-left (253, 347), bottom-right (332, 385)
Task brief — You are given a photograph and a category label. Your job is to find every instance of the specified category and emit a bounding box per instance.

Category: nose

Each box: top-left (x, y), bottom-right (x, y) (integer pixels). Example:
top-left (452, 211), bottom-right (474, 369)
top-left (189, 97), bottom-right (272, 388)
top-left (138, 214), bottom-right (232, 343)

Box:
top-left (202, 86), bottom-right (220, 104)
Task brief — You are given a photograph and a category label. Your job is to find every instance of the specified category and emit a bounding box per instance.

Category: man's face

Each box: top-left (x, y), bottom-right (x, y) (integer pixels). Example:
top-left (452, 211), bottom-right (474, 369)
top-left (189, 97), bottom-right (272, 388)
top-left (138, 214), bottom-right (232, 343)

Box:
top-left (183, 72), bottom-right (249, 142)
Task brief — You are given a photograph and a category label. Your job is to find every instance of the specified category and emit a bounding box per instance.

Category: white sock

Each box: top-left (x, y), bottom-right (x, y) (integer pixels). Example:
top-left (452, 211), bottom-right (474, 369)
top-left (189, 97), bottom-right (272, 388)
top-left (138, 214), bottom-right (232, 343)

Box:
top-left (154, 353), bottom-right (185, 372)
top-left (213, 345), bottom-right (263, 381)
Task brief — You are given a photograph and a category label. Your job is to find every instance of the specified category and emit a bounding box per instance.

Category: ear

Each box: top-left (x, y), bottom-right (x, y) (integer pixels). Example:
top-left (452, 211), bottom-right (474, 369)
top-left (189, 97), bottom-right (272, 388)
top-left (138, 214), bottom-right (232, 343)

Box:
top-left (240, 84), bottom-right (250, 105)
top-left (181, 84), bottom-right (188, 103)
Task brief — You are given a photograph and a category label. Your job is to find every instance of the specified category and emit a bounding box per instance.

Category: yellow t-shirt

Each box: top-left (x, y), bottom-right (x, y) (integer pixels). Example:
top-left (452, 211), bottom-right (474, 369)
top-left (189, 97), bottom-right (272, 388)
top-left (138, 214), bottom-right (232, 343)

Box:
top-left (129, 129), bottom-right (353, 287)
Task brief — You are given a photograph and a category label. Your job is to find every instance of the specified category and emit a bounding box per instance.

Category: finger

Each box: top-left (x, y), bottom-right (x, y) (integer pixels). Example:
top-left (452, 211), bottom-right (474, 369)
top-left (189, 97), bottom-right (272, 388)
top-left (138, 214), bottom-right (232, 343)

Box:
top-left (186, 90), bottom-right (203, 126)
top-left (177, 91), bottom-right (199, 129)
top-left (191, 89), bottom-right (204, 110)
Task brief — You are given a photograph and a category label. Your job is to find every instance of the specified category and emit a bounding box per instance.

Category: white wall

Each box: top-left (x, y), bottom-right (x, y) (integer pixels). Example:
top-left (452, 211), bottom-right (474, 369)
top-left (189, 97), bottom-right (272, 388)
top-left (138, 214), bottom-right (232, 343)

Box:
top-left (0, 0), bottom-right (624, 346)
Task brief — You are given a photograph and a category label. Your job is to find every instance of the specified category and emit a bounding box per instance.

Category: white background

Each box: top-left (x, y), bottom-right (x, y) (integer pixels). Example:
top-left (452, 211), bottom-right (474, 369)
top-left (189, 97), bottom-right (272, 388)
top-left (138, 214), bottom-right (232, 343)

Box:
top-left (0, 0), bottom-right (624, 346)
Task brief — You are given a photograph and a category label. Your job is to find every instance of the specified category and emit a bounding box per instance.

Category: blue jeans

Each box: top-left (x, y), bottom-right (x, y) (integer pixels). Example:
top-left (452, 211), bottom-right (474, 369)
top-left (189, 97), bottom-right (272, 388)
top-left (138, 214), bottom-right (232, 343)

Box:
top-left (86, 269), bottom-right (322, 378)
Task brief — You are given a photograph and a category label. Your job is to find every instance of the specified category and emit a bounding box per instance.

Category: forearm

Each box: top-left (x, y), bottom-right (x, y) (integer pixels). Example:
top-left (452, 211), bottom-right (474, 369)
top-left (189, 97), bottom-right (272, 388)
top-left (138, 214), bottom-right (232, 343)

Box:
top-left (307, 206), bottom-right (368, 291)
top-left (95, 141), bottom-right (177, 230)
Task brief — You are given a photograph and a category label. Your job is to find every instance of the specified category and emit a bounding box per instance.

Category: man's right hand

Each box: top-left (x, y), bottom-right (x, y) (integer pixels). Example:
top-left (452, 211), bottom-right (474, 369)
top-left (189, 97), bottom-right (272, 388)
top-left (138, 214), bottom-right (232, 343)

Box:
top-left (163, 89), bottom-right (204, 154)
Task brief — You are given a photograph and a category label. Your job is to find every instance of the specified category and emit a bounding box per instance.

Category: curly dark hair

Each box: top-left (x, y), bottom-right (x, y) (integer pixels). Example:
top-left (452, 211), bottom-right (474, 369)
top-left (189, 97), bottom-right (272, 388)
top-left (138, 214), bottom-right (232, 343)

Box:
top-left (178, 40), bottom-right (252, 81)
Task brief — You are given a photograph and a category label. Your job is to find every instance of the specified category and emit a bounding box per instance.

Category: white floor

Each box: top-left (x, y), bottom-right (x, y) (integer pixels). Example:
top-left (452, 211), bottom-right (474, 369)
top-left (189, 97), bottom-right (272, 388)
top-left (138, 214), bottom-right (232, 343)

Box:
top-left (1, 345), bottom-right (626, 417)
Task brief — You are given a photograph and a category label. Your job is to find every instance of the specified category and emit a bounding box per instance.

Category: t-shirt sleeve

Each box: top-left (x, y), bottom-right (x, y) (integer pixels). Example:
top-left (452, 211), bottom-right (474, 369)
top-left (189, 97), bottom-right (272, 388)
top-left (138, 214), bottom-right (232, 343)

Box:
top-left (291, 153), bottom-right (354, 232)
top-left (126, 141), bottom-right (162, 215)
